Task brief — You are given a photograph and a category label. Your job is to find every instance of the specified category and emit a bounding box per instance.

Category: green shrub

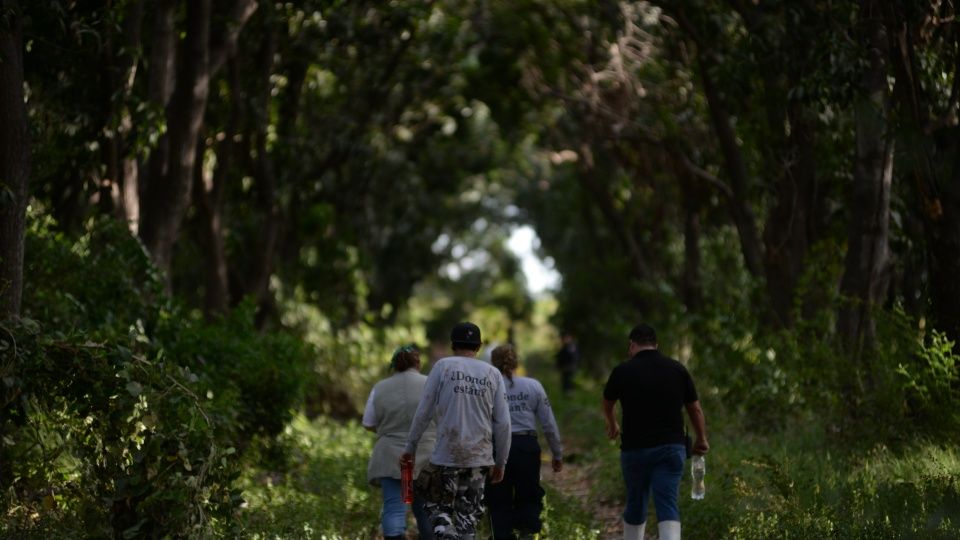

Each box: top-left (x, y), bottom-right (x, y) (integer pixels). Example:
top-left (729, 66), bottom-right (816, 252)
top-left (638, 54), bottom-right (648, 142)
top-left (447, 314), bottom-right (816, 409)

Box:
top-left (2, 217), bottom-right (314, 537)
top-left (236, 415), bottom-right (377, 539)
top-left (896, 330), bottom-right (960, 431)
top-left (680, 441), bottom-right (960, 539)
top-left (540, 484), bottom-right (602, 539)
top-left (1, 321), bottom-right (240, 538)
top-left (157, 299), bottom-right (313, 444)
top-left (22, 215), bottom-right (166, 340)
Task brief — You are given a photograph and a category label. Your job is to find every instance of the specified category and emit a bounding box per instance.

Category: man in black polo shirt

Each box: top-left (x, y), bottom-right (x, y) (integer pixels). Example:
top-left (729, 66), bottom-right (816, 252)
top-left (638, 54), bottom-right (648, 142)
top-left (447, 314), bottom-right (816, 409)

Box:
top-left (602, 324), bottom-right (709, 540)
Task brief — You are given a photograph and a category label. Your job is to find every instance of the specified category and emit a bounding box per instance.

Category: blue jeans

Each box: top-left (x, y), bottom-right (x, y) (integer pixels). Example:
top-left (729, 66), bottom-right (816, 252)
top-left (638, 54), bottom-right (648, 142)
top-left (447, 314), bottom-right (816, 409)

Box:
top-left (620, 443), bottom-right (685, 525)
top-left (380, 477), bottom-right (434, 539)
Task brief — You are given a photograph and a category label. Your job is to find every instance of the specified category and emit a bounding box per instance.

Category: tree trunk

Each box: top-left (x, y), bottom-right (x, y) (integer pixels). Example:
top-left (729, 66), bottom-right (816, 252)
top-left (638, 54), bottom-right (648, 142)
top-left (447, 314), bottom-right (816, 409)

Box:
top-left (139, 0), bottom-right (257, 284)
top-left (678, 165), bottom-right (703, 311)
top-left (101, 0), bottom-right (145, 229)
top-left (882, 2), bottom-right (960, 346)
top-left (192, 136), bottom-right (230, 316)
top-left (837, 0), bottom-right (894, 359)
top-left (139, 0), bottom-right (213, 281)
top-left (137, 0), bottom-right (178, 233)
top-left (762, 104), bottom-right (818, 328)
top-left (0, 0), bottom-right (30, 321)
top-left (695, 49), bottom-right (766, 279)
top-left (194, 57), bottom-right (246, 317)
top-left (248, 24), bottom-right (282, 327)
top-left (928, 158), bottom-right (960, 345)
top-left (0, 0), bottom-right (29, 495)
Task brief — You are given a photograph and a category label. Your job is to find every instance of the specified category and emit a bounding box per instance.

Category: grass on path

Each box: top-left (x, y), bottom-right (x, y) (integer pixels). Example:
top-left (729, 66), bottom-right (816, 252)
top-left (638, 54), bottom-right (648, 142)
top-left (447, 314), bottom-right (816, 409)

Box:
top-left (235, 356), bottom-right (960, 539)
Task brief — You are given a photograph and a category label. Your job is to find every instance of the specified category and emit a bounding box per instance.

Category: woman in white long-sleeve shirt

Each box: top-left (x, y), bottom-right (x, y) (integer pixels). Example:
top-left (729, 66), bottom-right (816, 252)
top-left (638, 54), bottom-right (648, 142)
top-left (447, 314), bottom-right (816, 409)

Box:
top-left (362, 345), bottom-right (436, 540)
top-left (485, 344), bottom-right (563, 540)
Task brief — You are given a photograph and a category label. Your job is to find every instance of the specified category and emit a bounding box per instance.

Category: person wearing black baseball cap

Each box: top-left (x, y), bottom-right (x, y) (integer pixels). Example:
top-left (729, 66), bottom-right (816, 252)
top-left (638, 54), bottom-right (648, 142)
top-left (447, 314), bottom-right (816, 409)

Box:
top-left (602, 324), bottom-right (709, 540)
top-left (401, 322), bottom-right (511, 540)
top-left (450, 321), bottom-right (483, 350)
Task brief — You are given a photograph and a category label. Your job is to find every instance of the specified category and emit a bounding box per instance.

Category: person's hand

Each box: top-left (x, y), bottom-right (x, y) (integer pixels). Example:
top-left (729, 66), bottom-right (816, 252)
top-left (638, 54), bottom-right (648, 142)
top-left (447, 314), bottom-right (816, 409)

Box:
top-left (399, 453), bottom-right (415, 468)
top-left (693, 437), bottom-right (710, 455)
top-left (552, 458), bottom-right (563, 473)
top-left (606, 421), bottom-right (620, 440)
top-left (489, 465), bottom-right (505, 484)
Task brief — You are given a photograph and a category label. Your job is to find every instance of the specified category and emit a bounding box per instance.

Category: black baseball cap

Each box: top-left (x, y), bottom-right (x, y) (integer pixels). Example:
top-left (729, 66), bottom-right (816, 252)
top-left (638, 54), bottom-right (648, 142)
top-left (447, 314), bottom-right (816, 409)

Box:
top-left (628, 324), bottom-right (657, 345)
top-left (451, 321), bottom-right (482, 346)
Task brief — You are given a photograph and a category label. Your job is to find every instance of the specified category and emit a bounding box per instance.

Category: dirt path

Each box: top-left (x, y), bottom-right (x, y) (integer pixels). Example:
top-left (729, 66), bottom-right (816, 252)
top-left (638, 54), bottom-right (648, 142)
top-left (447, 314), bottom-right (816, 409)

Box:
top-left (541, 456), bottom-right (626, 539)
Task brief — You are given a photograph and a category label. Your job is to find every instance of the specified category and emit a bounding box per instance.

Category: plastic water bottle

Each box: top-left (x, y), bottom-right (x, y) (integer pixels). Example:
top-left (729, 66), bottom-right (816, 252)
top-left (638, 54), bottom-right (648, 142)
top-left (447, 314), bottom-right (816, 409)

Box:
top-left (691, 455), bottom-right (705, 500)
top-left (401, 460), bottom-right (414, 504)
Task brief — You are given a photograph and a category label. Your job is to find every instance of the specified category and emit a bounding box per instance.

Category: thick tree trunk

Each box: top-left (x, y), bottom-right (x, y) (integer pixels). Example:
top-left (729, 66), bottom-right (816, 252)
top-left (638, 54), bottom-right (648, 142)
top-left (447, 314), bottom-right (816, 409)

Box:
top-left (762, 105), bottom-right (818, 328)
top-left (250, 131), bottom-right (281, 320)
top-left (194, 59), bottom-right (244, 317)
top-left (147, 0), bottom-right (178, 107)
top-left (0, 1), bottom-right (29, 320)
top-left (102, 1), bottom-right (145, 229)
top-left (140, 0), bottom-right (213, 280)
top-left (0, 0), bottom-right (29, 496)
top-left (837, 0), bottom-right (893, 359)
top-left (192, 137), bottom-right (230, 316)
top-left (138, 0), bottom-right (178, 232)
top-left (247, 25), bottom-right (282, 327)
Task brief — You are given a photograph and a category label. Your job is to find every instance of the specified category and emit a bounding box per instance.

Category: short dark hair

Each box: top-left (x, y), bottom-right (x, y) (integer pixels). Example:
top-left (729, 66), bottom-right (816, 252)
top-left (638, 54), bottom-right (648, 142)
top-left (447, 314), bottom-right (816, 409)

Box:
top-left (629, 324), bottom-right (657, 345)
top-left (390, 344), bottom-right (420, 372)
top-left (452, 342), bottom-right (482, 352)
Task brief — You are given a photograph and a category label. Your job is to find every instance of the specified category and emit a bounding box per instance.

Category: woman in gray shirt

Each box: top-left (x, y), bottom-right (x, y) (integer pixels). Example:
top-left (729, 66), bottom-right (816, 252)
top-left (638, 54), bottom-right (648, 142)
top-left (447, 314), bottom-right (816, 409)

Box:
top-left (362, 345), bottom-right (436, 540)
top-left (485, 344), bottom-right (563, 540)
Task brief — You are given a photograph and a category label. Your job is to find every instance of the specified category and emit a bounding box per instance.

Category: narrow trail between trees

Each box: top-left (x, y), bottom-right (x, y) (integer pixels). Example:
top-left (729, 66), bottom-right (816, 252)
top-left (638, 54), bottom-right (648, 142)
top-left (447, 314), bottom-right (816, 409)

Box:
top-left (540, 455), bottom-right (625, 540)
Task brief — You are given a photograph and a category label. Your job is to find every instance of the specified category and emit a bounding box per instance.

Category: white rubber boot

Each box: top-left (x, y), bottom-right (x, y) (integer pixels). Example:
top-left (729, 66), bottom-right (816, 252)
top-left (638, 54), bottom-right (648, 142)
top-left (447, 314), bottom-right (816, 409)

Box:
top-left (658, 520), bottom-right (681, 540)
top-left (624, 520), bottom-right (646, 540)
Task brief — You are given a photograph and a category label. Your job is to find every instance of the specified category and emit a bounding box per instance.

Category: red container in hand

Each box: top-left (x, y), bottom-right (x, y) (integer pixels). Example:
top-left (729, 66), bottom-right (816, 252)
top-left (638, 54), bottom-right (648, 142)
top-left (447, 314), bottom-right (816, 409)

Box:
top-left (401, 459), bottom-right (414, 504)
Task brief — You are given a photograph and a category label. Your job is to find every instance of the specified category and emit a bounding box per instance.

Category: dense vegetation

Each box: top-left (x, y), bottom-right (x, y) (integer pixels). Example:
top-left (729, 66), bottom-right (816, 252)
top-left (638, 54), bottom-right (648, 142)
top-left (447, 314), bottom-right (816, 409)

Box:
top-left (2, 0), bottom-right (959, 538)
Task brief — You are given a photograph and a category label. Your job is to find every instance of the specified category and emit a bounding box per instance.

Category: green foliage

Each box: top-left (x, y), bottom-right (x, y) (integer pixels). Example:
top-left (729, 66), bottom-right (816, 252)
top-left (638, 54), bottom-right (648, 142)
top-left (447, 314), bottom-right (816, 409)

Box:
top-left (1, 320), bottom-right (239, 538)
top-left (236, 415), bottom-right (377, 539)
top-left (533, 351), bottom-right (960, 540)
top-left (685, 442), bottom-right (960, 539)
top-left (685, 238), bottom-right (806, 431)
top-left (157, 300), bottom-right (312, 442)
top-left (11, 0), bottom-right (960, 537)
top-left (896, 330), bottom-right (960, 430)
top-left (520, 340), bottom-right (960, 540)
top-left (23, 215), bottom-right (165, 338)
top-left (539, 484), bottom-right (603, 540)
top-left (2, 218), bottom-right (314, 537)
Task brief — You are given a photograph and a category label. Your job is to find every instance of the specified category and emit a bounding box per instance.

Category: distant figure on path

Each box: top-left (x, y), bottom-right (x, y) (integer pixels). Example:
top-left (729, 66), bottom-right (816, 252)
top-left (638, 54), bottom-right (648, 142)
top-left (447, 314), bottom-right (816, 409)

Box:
top-left (602, 324), bottom-right (709, 540)
top-left (362, 344), bottom-right (437, 540)
top-left (485, 344), bottom-right (563, 540)
top-left (401, 322), bottom-right (511, 540)
top-left (555, 331), bottom-right (579, 395)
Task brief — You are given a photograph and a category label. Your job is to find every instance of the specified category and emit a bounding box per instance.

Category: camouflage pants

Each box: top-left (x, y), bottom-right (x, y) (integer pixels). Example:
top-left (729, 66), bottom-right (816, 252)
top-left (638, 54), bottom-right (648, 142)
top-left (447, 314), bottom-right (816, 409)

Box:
top-left (417, 464), bottom-right (489, 540)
